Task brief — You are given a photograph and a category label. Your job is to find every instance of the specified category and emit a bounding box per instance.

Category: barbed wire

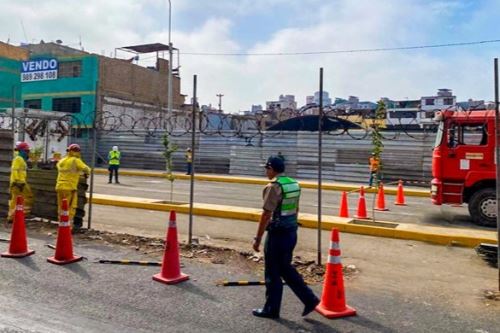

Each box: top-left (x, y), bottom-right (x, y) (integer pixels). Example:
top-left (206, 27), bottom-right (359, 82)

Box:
top-left (0, 105), bottom-right (493, 144)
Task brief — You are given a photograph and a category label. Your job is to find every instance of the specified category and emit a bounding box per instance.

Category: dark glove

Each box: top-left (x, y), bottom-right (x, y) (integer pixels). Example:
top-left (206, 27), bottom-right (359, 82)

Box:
top-left (12, 182), bottom-right (25, 191)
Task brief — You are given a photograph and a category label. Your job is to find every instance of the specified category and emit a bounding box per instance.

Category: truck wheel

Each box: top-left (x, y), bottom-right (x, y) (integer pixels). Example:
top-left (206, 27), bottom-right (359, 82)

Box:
top-left (468, 188), bottom-right (497, 227)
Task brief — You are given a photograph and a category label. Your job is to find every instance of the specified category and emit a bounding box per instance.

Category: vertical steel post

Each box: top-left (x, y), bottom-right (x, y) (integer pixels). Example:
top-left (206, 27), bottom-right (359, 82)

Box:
top-left (494, 58), bottom-right (500, 291)
top-left (87, 81), bottom-right (99, 230)
top-left (11, 86), bottom-right (16, 148)
top-left (188, 75), bottom-right (197, 245)
top-left (317, 68), bottom-right (324, 266)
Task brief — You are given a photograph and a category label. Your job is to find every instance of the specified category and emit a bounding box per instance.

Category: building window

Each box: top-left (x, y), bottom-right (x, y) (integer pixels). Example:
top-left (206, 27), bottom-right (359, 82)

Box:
top-left (425, 98), bottom-right (435, 106)
top-left (58, 60), bottom-right (82, 78)
top-left (52, 97), bottom-right (81, 113)
top-left (389, 111), bottom-right (417, 119)
top-left (443, 98), bottom-right (454, 105)
top-left (24, 99), bottom-right (42, 109)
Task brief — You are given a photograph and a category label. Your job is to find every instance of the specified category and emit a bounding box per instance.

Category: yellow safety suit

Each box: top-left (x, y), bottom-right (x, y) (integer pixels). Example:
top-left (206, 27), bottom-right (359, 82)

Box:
top-left (8, 154), bottom-right (33, 221)
top-left (55, 152), bottom-right (90, 225)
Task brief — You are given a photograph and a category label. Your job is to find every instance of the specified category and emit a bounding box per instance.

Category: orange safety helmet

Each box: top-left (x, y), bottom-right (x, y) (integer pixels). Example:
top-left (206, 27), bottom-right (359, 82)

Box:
top-left (67, 143), bottom-right (81, 152)
top-left (15, 141), bottom-right (30, 152)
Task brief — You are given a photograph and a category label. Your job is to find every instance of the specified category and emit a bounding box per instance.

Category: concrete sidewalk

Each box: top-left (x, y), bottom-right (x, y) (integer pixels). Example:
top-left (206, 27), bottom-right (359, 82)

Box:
top-left (94, 168), bottom-right (430, 197)
top-left (90, 193), bottom-right (497, 248)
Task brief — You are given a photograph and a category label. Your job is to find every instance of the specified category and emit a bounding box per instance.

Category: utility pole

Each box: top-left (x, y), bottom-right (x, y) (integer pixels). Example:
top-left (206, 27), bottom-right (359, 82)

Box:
top-left (494, 58), bottom-right (499, 292)
top-left (216, 93), bottom-right (224, 112)
top-left (167, 0), bottom-right (173, 124)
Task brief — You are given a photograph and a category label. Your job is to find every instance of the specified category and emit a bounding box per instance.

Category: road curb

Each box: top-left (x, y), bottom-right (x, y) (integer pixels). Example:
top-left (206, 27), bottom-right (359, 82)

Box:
top-left (90, 193), bottom-right (497, 248)
top-left (93, 169), bottom-right (430, 197)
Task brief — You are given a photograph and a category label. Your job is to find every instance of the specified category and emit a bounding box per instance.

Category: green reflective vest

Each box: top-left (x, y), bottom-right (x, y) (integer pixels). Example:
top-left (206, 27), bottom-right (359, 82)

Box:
top-left (108, 151), bottom-right (121, 166)
top-left (272, 176), bottom-right (301, 227)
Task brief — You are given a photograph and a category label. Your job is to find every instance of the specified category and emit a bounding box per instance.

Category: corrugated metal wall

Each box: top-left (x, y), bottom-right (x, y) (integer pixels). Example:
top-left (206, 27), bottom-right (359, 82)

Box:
top-left (0, 129), bottom-right (13, 217)
top-left (78, 130), bottom-right (435, 185)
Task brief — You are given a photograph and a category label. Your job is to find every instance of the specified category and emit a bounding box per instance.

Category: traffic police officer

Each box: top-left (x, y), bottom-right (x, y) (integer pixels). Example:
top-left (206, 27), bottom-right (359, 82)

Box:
top-left (252, 156), bottom-right (319, 319)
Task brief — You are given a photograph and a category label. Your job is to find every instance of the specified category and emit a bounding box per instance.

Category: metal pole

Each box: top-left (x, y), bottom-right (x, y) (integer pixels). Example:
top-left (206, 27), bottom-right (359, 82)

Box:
top-left (188, 75), bottom-right (197, 245)
top-left (494, 58), bottom-right (499, 291)
top-left (11, 86), bottom-right (16, 149)
top-left (87, 81), bottom-right (99, 230)
top-left (167, 0), bottom-right (173, 121)
top-left (317, 68), bottom-right (324, 266)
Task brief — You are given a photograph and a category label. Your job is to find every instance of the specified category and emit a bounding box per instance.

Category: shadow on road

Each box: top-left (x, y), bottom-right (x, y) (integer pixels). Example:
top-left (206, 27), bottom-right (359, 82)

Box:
top-left (13, 256), bottom-right (40, 272)
top-left (63, 261), bottom-right (92, 281)
top-left (174, 281), bottom-right (220, 303)
top-left (345, 314), bottom-right (398, 333)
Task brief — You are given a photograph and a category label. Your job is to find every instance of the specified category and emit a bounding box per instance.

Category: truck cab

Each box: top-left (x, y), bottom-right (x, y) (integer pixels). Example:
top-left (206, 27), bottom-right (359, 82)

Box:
top-left (431, 110), bottom-right (497, 227)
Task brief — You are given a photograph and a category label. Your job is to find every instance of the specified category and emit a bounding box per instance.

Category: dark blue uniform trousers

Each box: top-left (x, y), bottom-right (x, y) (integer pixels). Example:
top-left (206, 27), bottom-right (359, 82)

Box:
top-left (263, 226), bottom-right (318, 315)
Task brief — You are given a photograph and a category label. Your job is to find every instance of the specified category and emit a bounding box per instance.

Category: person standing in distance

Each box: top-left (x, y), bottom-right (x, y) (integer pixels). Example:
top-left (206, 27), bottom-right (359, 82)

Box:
top-left (108, 146), bottom-right (121, 184)
top-left (252, 156), bottom-right (319, 319)
top-left (185, 148), bottom-right (193, 175)
top-left (368, 152), bottom-right (381, 188)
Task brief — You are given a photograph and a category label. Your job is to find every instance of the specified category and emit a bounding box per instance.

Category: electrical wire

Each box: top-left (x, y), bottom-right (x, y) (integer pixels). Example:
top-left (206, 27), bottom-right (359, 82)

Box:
top-left (181, 38), bottom-right (500, 56)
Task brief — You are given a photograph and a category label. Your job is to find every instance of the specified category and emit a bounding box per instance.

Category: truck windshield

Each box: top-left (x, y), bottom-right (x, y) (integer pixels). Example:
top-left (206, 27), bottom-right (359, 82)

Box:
top-left (434, 121), bottom-right (444, 148)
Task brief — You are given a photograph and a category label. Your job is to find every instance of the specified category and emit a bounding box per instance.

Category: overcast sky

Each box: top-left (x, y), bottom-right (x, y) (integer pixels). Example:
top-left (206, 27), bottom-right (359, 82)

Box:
top-left (1, 0), bottom-right (499, 112)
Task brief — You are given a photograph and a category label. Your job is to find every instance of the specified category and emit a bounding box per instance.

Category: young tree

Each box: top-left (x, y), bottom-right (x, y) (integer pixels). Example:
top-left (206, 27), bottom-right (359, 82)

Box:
top-left (370, 100), bottom-right (386, 186)
top-left (162, 133), bottom-right (178, 203)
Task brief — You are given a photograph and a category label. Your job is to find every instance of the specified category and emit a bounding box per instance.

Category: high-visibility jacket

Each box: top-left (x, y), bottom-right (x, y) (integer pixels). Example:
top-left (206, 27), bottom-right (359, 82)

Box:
top-left (108, 150), bottom-right (121, 166)
top-left (271, 176), bottom-right (301, 227)
top-left (185, 151), bottom-right (192, 163)
top-left (369, 157), bottom-right (380, 172)
top-left (10, 154), bottom-right (27, 186)
top-left (56, 153), bottom-right (91, 191)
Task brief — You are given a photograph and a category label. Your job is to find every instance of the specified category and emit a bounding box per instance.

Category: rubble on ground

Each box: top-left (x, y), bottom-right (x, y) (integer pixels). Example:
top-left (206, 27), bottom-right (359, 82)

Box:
top-left (7, 219), bottom-right (360, 284)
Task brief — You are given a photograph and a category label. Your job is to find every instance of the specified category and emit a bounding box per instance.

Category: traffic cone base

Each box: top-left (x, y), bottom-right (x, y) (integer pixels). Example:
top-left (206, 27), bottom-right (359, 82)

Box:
top-left (153, 272), bottom-right (189, 285)
top-left (374, 207), bottom-right (389, 211)
top-left (47, 255), bottom-right (83, 265)
top-left (1, 249), bottom-right (35, 258)
top-left (316, 304), bottom-right (356, 319)
top-left (395, 203), bottom-right (407, 206)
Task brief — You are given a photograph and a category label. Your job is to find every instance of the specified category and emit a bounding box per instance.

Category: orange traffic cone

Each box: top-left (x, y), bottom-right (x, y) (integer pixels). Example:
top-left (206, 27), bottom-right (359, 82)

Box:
top-left (375, 182), bottom-right (389, 211)
top-left (338, 192), bottom-right (349, 218)
top-left (394, 180), bottom-right (406, 206)
top-left (47, 199), bottom-right (83, 265)
top-left (316, 228), bottom-right (356, 319)
top-left (153, 211), bottom-right (189, 285)
top-left (1, 196), bottom-right (35, 258)
top-left (354, 187), bottom-right (368, 219)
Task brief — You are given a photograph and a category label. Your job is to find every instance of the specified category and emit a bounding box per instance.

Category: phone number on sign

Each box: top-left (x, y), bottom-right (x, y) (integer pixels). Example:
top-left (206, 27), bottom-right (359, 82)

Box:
top-left (21, 70), bottom-right (58, 82)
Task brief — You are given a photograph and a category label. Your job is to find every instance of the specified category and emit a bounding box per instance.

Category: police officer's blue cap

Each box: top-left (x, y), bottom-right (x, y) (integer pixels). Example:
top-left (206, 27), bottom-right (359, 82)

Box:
top-left (265, 156), bottom-right (285, 173)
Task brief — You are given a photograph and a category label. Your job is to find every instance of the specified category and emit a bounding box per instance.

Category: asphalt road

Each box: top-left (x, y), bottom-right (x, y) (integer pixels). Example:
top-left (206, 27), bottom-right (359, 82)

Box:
top-left (92, 174), bottom-right (488, 230)
top-left (0, 230), bottom-right (497, 333)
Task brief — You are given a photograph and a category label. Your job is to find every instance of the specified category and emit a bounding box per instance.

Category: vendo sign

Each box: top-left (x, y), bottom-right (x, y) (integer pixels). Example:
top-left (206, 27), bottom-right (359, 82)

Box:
top-left (21, 58), bottom-right (58, 82)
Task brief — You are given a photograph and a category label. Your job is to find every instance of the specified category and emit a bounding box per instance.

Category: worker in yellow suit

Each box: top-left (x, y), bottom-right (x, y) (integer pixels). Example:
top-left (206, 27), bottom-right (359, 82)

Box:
top-left (55, 144), bottom-right (90, 231)
top-left (8, 142), bottom-right (34, 222)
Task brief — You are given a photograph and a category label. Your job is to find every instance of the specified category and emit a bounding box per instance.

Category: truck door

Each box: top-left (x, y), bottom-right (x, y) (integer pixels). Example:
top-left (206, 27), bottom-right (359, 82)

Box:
top-left (448, 122), bottom-right (490, 177)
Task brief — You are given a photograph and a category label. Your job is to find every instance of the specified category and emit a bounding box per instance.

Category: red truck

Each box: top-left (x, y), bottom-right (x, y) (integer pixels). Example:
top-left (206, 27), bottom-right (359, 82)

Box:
top-left (431, 110), bottom-right (497, 227)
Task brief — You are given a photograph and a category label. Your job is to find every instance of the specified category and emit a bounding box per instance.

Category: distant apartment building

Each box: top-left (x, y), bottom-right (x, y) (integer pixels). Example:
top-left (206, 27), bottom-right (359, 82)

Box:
top-left (266, 94), bottom-right (297, 110)
top-left (419, 89), bottom-right (456, 127)
top-left (332, 96), bottom-right (377, 113)
top-left (313, 91), bottom-right (332, 106)
top-left (385, 99), bottom-right (421, 129)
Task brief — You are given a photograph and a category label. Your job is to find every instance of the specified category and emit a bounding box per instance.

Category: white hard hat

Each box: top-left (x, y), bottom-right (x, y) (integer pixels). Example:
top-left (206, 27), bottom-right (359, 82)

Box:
top-left (112, 146), bottom-right (118, 151)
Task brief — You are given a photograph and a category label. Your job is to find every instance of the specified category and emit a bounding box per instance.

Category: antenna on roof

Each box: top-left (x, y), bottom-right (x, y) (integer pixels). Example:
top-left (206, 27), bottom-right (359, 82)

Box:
top-left (20, 20), bottom-right (29, 43)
